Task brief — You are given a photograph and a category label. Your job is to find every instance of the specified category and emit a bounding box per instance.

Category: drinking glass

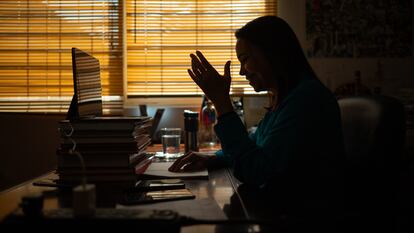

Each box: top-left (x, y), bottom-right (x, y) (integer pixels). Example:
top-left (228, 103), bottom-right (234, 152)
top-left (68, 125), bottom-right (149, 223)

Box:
top-left (160, 128), bottom-right (182, 158)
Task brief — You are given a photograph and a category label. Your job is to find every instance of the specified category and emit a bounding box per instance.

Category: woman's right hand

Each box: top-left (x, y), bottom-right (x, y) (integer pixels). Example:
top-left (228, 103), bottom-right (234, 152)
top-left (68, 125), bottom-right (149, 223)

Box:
top-left (168, 151), bottom-right (216, 172)
top-left (188, 51), bottom-right (234, 116)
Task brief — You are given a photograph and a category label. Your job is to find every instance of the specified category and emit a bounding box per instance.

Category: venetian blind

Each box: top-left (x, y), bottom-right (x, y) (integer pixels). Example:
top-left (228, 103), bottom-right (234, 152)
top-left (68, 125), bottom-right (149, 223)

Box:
top-left (126, 0), bottom-right (277, 97)
top-left (0, 0), bottom-right (122, 113)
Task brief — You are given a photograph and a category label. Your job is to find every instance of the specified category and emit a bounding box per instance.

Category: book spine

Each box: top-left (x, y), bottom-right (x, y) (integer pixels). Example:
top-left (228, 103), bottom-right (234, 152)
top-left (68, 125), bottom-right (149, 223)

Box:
top-left (60, 137), bottom-right (137, 144)
top-left (134, 156), bottom-right (154, 175)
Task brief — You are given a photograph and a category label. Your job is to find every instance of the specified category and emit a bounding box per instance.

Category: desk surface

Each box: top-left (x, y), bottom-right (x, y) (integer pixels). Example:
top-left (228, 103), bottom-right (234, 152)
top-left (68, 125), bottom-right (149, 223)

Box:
top-left (0, 145), bottom-right (254, 233)
top-left (2, 145), bottom-right (412, 232)
top-left (0, 170), bottom-right (248, 232)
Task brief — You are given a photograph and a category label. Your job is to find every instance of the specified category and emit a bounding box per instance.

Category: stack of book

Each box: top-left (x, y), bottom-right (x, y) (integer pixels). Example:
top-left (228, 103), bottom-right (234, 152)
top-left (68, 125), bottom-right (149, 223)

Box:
top-left (56, 116), bottom-right (153, 186)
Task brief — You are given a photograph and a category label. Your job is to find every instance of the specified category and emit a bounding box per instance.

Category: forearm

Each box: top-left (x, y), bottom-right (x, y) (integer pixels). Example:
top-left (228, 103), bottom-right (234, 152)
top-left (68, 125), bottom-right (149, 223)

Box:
top-left (213, 97), bottom-right (234, 117)
top-left (214, 112), bottom-right (284, 186)
top-left (214, 111), bottom-right (250, 154)
top-left (209, 150), bottom-right (232, 168)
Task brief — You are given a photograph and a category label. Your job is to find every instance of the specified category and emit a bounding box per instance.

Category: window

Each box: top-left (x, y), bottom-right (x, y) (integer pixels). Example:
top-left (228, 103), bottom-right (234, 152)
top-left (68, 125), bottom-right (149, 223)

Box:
top-left (0, 0), bottom-right (122, 113)
top-left (126, 0), bottom-right (277, 97)
top-left (0, 0), bottom-right (276, 113)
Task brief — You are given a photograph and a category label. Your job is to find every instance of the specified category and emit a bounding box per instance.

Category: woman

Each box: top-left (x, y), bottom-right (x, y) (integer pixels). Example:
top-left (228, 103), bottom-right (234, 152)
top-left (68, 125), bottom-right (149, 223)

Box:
top-left (169, 16), bottom-right (344, 205)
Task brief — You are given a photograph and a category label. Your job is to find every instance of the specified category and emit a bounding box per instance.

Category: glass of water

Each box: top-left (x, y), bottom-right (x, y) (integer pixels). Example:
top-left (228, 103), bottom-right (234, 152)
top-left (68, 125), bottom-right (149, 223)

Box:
top-left (160, 128), bottom-right (181, 158)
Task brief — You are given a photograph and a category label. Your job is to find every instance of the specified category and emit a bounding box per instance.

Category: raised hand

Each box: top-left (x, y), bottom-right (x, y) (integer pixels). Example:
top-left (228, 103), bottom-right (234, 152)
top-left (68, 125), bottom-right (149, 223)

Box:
top-left (188, 51), bottom-right (234, 116)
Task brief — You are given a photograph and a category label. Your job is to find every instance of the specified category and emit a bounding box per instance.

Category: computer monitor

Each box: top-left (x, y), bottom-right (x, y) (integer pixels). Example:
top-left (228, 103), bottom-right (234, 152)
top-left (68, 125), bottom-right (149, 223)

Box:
top-left (67, 47), bottom-right (103, 119)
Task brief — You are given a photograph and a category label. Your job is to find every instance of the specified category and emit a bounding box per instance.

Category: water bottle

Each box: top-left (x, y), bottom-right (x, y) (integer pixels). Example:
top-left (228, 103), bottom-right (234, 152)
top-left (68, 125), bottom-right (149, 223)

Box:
top-left (184, 110), bottom-right (199, 153)
top-left (200, 100), bottom-right (217, 147)
top-left (233, 98), bottom-right (245, 126)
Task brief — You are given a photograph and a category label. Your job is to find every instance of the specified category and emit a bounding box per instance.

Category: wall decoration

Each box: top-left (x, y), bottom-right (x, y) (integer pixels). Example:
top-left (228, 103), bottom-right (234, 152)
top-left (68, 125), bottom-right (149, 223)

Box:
top-left (306, 0), bottom-right (412, 57)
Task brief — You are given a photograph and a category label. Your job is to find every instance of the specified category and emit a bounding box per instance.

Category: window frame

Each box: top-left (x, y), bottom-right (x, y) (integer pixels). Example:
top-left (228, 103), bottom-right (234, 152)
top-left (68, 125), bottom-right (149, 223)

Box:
top-left (0, 0), bottom-right (277, 112)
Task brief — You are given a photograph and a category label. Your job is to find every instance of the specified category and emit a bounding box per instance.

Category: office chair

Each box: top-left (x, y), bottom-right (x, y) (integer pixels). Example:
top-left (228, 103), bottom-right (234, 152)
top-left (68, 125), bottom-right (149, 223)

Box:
top-left (338, 95), bottom-right (406, 222)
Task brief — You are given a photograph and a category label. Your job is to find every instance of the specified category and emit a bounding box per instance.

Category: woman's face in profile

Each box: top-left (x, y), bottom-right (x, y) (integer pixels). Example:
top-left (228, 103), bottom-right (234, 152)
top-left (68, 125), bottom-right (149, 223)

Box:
top-left (236, 39), bottom-right (274, 92)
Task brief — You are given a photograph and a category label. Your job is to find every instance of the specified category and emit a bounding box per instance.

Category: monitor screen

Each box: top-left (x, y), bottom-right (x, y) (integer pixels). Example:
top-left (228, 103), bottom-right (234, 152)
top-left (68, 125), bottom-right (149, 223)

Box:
top-left (67, 47), bottom-right (103, 119)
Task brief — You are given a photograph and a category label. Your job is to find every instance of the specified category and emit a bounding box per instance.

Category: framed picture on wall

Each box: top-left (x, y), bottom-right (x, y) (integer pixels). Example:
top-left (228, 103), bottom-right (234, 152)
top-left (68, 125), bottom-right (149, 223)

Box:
top-left (306, 0), bottom-right (412, 58)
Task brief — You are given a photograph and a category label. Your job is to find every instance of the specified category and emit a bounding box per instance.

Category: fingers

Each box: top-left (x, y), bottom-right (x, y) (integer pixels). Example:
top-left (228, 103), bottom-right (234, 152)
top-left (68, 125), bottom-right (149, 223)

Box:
top-left (188, 51), bottom-right (230, 88)
top-left (195, 51), bottom-right (214, 71)
top-left (180, 153), bottom-right (209, 172)
top-left (181, 162), bottom-right (202, 172)
top-left (168, 152), bottom-right (196, 172)
top-left (187, 69), bottom-right (201, 85)
top-left (190, 54), bottom-right (206, 76)
top-left (224, 60), bottom-right (231, 79)
top-left (168, 152), bottom-right (190, 172)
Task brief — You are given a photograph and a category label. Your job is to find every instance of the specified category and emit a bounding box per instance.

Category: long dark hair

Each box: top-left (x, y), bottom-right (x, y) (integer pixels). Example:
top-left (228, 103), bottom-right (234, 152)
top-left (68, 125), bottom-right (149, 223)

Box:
top-left (235, 16), bottom-right (318, 105)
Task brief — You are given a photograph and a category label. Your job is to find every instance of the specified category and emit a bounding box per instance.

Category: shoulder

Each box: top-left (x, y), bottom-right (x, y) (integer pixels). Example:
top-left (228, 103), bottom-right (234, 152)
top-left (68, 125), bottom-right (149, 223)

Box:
top-left (275, 78), bottom-right (339, 121)
top-left (285, 78), bottom-right (335, 106)
top-left (294, 78), bottom-right (333, 101)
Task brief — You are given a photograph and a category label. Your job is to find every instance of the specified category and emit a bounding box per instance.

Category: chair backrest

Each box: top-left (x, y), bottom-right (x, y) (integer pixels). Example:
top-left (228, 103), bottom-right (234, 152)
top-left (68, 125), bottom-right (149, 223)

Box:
top-left (338, 96), bottom-right (406, 167)
top-left (338, 95), bottom-right (406, 212)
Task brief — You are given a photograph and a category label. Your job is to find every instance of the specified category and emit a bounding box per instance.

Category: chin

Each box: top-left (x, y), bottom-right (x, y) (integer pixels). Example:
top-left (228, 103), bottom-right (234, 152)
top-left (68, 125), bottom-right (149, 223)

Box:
top-left (252, 86), bottom-right (265, 92)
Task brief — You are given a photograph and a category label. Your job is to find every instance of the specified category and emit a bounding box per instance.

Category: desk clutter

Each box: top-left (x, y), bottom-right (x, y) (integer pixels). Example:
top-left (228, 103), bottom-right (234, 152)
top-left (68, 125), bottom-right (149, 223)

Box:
top-left (2, 208), bottom-right (181, 232)
top-left (56, 116), bottom-right (154, 186)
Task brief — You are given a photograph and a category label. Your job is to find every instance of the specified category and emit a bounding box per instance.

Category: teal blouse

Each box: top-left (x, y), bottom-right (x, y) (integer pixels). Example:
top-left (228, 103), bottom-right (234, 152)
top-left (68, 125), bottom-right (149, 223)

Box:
top-left (214, 76), bottom-right (345, 190)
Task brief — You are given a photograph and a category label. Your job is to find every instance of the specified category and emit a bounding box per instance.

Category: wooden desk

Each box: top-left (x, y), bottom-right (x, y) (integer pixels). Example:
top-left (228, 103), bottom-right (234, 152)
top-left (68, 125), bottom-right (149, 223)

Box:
top-left (0, 171), bottom-right (248, 232)
top-left (2, 144), bottom-right (410, 232)
top-left (0, 145), bottom-right (254, 233)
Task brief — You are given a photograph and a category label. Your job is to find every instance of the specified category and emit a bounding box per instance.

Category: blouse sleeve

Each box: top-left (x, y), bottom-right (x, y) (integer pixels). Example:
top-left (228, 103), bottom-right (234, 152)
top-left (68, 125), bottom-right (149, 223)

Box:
top-left (212, 112), bottom-right (259, 168)
top-left (214, 94), bottom-right (323, 187)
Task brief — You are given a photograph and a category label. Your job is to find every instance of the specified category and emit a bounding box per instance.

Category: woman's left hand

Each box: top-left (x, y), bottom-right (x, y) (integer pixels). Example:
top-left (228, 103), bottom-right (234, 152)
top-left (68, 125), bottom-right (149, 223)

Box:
top-left (188, 51), bottom-right (234, 116)
top-left (168, 151), bottom-right (215, 172)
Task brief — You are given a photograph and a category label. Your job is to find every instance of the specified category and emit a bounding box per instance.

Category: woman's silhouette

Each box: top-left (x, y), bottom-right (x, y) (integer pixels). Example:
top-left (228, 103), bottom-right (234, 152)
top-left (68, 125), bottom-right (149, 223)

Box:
top-left (170, 16), bottom-right (345, 211)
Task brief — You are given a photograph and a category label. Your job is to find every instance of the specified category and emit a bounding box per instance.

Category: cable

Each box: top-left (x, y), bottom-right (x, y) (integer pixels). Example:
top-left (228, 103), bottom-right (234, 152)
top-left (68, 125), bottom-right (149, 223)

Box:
top-left (59, 123), bottom-right (87, 188)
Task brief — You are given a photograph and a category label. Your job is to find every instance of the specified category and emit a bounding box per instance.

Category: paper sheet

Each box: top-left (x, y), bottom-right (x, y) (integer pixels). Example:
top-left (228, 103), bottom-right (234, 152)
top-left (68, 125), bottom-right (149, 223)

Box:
top-left (143, 162), bottom-right (208, 179)
top-left (117, 198), bottom-right (227, 220)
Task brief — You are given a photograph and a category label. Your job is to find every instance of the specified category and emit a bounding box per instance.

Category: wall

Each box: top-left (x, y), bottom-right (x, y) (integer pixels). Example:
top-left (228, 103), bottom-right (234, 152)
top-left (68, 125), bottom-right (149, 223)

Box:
top-left (0, 114), bottom-right (62, 191)
top-left (128, 1), bottom-right (413, 151)
top-left (278, 0), bottom-right (414, 153)
top-left (278, 0), bottom-right (414, 96)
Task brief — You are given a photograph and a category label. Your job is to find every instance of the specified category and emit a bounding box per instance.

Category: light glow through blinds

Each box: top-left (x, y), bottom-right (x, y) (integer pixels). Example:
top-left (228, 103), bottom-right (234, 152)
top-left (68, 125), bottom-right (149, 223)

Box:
top-left (0, 0), bottom-right (122, 113)
top-left (126, 0), bottom-right (277, 97)
top-left (0, 0), bottom-right (277, 112)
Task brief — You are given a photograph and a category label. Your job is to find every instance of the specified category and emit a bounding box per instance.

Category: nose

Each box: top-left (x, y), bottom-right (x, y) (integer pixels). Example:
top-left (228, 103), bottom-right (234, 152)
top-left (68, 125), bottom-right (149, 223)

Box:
top-left (239, 64), bottom-right (247, 76)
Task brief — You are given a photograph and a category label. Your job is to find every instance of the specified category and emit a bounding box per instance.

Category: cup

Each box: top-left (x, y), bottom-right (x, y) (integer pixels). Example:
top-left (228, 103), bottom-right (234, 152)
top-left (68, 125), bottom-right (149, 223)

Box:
top-left (160, 128), bottom-right (181, 158)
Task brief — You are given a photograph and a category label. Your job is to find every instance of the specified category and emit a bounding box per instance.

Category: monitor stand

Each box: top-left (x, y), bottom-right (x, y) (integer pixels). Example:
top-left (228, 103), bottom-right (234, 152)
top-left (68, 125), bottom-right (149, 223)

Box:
top-left (66, 94), bottom-right (79, 120)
